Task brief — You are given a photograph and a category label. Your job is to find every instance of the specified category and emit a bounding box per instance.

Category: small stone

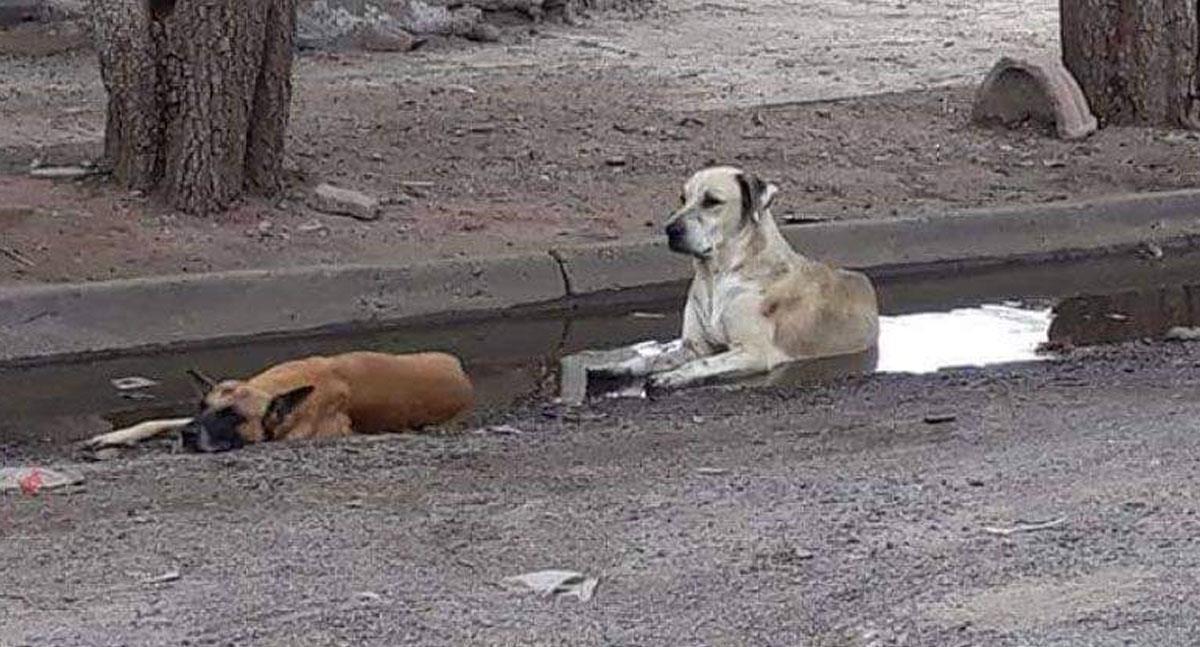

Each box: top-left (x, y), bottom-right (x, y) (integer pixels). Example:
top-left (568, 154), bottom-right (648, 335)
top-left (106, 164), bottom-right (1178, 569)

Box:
top-left (28, 165), bottom-right (93, 179)
top-left (1138, 241), bottom-right (1164, 260)
top-left (923, 413), bottom-right (957, 425)
top-left (297, 221), bottom-right (329, 234)
top-left (354, 25), bottom-right (418, 52)
top-left (465, 23), bottom-right (501, 43)
top-left (309, 183), bottom-right (381, 221)
top-left (92, 447), bottom-right (121, 461)
top-left (604, 156), bottom-right (628, 167)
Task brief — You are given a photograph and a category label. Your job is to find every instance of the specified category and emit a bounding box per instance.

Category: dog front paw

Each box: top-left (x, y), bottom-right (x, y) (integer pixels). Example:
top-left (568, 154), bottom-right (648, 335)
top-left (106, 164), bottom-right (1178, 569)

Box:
top-left (646, 371), bottom-right (683, 393)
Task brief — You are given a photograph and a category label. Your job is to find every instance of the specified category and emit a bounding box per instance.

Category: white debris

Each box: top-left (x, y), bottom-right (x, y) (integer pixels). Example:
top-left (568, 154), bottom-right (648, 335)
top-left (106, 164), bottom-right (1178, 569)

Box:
top-left (142, 570), bottom-right (181, 585)
top-left (1165, 326), bottom-right (1200, 341)
top-left (111, 376), bottom-right (158, 391)
top-left (29, 166), bottom-right (95, 179)
top-left (501, 570), bottom-right (599, 602)
top-left (0, 467), bottom-right (84, 493)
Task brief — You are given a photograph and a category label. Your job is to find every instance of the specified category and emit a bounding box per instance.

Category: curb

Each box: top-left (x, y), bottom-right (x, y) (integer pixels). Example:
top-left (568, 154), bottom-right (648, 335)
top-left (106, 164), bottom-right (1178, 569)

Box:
top-left (553, 189), bottom-right (1200, 294)
top-left (4, 189), bottom-right (1200, 364)
top-left (0, 255), bottom-right (564, 363)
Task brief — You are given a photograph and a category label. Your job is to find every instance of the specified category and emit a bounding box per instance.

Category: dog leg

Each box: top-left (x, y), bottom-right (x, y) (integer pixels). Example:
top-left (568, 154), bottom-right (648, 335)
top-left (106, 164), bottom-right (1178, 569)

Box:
top-left (81, 417), bottom-right (193, 449)
top-left (587, 339), bottom-right (700, 378)
top-left (647, 348), bottom-right (768, 391)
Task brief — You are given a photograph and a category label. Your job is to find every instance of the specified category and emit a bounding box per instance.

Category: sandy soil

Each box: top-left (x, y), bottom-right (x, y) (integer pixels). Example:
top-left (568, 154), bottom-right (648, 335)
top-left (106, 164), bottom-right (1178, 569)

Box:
top-left (4, 340), bottom-right (1200, 645)
top-left (1, 0), bottom-right (1198, 285)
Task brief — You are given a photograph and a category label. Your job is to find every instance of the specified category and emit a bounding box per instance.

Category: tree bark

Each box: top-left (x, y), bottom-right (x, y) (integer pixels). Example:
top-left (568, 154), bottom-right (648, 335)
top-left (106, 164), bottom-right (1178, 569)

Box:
top-left (1060, 0), bottom-right (1200, 129)
top-left (89, 0), bottom-right (296, 215)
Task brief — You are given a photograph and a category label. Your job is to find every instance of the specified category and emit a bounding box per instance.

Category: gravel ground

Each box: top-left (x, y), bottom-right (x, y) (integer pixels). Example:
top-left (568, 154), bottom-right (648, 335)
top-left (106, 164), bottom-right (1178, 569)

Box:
top-left (4, 0), bottom-right (1197, 286)
top-left (3, 340), bottom-right (1200, 645)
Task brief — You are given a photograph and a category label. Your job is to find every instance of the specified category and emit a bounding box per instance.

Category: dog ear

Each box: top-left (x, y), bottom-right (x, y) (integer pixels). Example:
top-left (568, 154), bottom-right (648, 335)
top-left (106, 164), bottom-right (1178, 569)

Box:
top-left (262, 385), bottom-right (315, 439)
top-left (186, 368), bottom-right (217, 396)
top-left (760, 181), bottom-right (779, 211)
top-left (736, 172), bottom-right (779, 222)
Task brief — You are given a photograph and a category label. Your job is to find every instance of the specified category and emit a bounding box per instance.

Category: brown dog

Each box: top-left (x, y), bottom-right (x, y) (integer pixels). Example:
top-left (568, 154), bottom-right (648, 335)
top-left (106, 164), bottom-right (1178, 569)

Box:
top-left (82, 351), bottom-right (474, 453)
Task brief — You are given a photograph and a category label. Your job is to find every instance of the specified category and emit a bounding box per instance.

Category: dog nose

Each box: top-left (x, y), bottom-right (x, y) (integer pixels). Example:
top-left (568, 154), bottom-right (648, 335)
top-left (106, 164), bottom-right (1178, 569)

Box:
top-left (179, 423), bottom-right (201, 450)
top-left (665, 220), bottom-right (685, 239)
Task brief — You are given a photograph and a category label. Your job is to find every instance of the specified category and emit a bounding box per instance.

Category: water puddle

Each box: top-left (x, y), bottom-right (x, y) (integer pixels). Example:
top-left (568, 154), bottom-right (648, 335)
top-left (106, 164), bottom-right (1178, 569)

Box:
top-left (561, 303), bottom-right (1053, 402)
top-left (3, 247), bottom-right (1200, 447)
top-left (875, 304), bottom-right (1052, 374)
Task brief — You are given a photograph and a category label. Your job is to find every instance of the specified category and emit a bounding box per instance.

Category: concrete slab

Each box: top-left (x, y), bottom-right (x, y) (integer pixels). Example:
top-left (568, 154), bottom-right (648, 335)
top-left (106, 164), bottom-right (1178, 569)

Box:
top-left (0, 254), bottom-right (565, 362)
top-left (550, 240), bottom-right (691, 296)
top-left (973, 56), bottom-right (1098, 140)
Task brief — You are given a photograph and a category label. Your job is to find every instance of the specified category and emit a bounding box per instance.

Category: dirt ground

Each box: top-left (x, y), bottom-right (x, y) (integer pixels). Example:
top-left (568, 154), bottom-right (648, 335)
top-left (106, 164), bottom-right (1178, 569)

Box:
top-left (2, 340), bottom-right (1200, 645)
top-left (2, 0), bottom-right (1199, 284)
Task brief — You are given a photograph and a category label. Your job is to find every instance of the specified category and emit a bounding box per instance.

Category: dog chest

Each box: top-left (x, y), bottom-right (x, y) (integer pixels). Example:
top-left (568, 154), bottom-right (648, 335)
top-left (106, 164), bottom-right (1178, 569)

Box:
top-left (692, 275), bottom-right (760, 347)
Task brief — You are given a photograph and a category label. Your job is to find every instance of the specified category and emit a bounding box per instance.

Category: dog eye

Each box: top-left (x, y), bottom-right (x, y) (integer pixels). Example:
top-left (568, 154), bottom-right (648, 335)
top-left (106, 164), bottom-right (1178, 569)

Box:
top-left (679, 193), bottom-right (686, 206)
top-left (701, 194), bottom-right (723, 208)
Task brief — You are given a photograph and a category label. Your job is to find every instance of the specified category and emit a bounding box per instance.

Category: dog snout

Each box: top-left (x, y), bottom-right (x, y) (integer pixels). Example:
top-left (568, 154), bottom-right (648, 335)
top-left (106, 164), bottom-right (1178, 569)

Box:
top-left (665, 219), bottom-right (685, 241)
top-left (179, 422), bottom-right (202, 451)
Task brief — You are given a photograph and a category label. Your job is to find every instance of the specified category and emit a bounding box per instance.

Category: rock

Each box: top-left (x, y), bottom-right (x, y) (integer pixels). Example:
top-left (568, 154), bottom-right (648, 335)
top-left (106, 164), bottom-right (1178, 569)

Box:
top-left (0, 1), bottom-right (39, 27)
top-left (309, 183), bottom-right (381, 221)
top-left (298, 0), bottom-right (492, 49)
top-left (972, 56), bottom-right (1098, 140)
top-left (354, 23), bottom-right (420, 52)
top-left (295, 0), bottom-right (651, 50)
top-left (465, 21), bottom-right (502, 43)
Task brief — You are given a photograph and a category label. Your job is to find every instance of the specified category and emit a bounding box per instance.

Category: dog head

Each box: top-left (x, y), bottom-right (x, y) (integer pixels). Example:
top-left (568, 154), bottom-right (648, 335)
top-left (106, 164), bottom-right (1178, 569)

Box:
top-left (664, 166), bottom-right (778, 260)
top-left (178, 371), bottom-right (314, 453)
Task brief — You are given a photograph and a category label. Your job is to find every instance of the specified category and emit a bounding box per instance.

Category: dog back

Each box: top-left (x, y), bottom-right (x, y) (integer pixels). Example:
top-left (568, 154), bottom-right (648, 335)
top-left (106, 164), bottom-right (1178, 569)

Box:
top-left (330, 351), bottom-right (474, 433)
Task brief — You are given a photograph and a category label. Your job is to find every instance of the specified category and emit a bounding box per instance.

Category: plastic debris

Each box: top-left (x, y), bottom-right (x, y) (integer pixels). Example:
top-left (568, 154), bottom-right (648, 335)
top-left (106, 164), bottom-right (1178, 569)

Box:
top-left (111, 376), bottom-right (158, 391)
top-left (501, 570), bottom-right (599, 602)
top-left (1, 467), bottom-right (84, 494)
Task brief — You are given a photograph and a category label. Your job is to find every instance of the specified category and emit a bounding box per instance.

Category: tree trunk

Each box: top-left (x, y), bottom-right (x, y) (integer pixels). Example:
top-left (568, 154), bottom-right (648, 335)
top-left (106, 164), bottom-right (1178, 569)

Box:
top-left (1060, 0), bottom-right (1200, 129)
top-left (89, 0), bottom-right (296, 215)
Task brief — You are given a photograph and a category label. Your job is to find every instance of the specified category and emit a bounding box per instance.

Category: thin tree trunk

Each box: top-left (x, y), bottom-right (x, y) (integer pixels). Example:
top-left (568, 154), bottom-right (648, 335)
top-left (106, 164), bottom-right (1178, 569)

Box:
top-left (89, 0), bottom-right (296, 215)
top-left (1060, 0), bottom-right (1200, 129)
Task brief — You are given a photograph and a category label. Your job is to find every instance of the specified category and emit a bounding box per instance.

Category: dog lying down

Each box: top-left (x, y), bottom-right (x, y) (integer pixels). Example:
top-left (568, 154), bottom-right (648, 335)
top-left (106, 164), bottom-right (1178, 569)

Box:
top-left (82, 352), bottom-right (475, 453)
top-left (584, 165), bottom-right (881, 392)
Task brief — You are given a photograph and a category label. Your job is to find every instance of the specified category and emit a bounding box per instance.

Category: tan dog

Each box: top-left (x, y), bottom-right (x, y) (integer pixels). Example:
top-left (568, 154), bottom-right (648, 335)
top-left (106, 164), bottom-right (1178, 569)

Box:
top-left (590, 166), bottom-right (880, 390)
top-left (82, 352), bottom-right (474, 453)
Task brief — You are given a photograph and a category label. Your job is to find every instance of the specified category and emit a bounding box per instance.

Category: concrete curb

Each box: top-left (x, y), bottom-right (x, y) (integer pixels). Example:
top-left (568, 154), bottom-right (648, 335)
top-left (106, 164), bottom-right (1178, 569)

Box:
top-left (553, 189), bottom-right (1200, 294)
top-left (4, 189), bottom-right (1200, 364)
top-left (0, 254), bottom-right (564, 363)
